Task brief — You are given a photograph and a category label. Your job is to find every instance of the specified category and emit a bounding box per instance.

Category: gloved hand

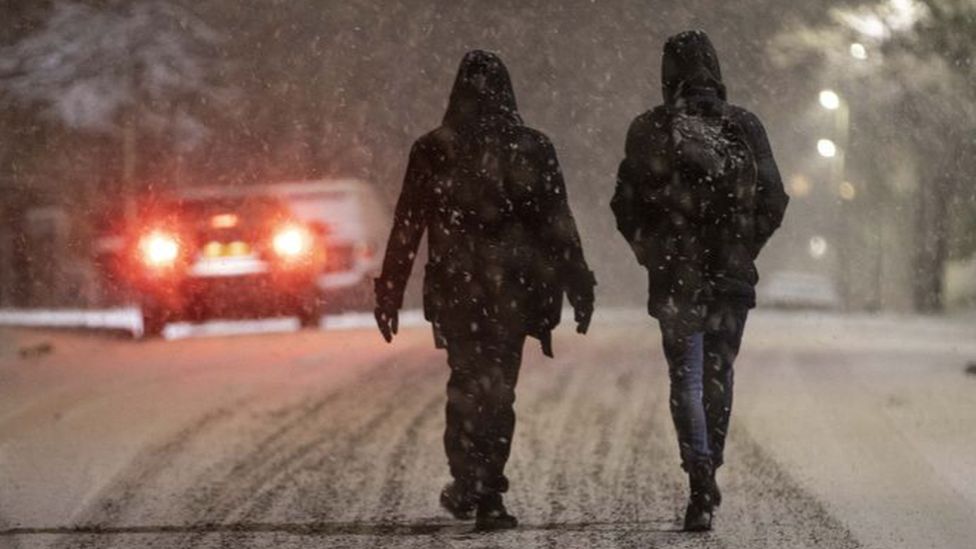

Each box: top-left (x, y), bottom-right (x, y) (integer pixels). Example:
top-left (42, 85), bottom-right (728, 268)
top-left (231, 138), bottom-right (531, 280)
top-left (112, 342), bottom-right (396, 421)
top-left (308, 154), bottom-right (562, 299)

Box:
top-left (375, 306), bottom-right (399, 343)
top-left (568, 271), bottom-right (596, 335)
top-left (574, 303), bottom-right (593, 334)
top-left (374, 277), bottom-right (400, 343)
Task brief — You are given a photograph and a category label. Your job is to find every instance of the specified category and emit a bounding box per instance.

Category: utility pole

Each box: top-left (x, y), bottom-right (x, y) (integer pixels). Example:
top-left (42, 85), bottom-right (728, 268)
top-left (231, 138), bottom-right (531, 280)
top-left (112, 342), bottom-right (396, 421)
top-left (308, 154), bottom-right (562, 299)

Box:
top-left (817, 89), bottom-right (852, 310)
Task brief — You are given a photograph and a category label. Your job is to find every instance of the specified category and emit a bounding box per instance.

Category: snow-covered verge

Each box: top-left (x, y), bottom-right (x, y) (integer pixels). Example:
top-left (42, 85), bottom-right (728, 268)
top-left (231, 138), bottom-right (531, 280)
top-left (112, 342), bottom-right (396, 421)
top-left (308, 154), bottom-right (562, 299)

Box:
top-left (0, 308), bottom-right (142, 333)
top-left (0, 308), bottom-right (429, 340)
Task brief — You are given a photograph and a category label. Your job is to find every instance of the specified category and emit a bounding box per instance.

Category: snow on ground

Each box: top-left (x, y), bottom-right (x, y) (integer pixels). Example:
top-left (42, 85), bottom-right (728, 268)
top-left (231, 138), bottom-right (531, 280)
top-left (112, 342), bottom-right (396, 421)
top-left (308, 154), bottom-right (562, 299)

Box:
top-left (1, 309), bottom-right (974, 548)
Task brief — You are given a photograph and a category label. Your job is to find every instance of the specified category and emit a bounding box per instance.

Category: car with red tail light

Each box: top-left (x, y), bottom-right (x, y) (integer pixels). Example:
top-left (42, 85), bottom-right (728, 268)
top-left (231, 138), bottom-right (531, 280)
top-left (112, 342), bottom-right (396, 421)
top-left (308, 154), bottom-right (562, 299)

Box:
top-left (122, 195), bottom-right (326, 337)
top-left (178, 179), bottom-right (391, 313)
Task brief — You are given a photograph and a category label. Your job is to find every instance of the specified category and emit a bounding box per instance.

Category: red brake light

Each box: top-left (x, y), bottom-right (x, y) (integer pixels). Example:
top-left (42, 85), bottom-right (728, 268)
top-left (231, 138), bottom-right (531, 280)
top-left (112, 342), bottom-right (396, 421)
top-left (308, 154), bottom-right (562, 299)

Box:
top-left (139, 231), bottom-right (180, 267)
top-left (272, 224), bottom-right (313, 259)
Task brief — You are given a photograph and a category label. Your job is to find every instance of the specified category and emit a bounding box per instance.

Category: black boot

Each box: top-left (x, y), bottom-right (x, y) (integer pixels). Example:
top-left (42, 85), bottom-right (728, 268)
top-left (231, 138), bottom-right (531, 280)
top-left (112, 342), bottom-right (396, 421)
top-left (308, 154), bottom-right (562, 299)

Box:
top-left (710, 468), bottom-right (722, 508)
top-left (683, 461), bottom-right (715, 532)
top-left (475, 493), bottom-right (518, 531)
top-left (440, 481), bottom-right (477, 520)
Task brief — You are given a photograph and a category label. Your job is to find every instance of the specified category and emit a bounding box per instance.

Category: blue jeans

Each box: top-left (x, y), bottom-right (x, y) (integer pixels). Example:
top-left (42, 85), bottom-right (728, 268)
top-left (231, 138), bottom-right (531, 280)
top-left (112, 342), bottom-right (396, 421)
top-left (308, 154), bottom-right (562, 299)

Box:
top-left (659, 306), bottom-right (748, 470)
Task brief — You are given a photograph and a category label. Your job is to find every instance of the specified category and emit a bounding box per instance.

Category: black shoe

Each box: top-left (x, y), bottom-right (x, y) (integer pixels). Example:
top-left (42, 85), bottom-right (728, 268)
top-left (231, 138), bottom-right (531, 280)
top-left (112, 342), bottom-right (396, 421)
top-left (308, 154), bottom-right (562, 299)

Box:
top-left (440, 482), bottom-right (476, 520)
top-left (475, 493), bottom-right (518, 531)
top-left (684, 460), bottom-right (715, 532)
top-left (710, 474), bottom-right (722, 508)
top-left (710, 461), bottom-right (723, 507)
top-left (683, 501), bottom-right (713, 532)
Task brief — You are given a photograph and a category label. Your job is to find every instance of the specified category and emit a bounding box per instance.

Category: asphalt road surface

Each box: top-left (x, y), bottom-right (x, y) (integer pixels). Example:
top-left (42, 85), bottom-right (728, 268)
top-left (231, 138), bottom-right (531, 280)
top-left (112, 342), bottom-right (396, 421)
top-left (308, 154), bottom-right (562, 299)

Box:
top-left (1, 310), bottom-right (975, 548)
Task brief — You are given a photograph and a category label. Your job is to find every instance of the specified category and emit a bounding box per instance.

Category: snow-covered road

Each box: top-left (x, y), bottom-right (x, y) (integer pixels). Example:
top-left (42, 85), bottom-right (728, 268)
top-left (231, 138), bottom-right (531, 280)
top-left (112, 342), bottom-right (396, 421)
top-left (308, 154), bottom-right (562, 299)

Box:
top-left (1, 310), bottom-right (974, 548)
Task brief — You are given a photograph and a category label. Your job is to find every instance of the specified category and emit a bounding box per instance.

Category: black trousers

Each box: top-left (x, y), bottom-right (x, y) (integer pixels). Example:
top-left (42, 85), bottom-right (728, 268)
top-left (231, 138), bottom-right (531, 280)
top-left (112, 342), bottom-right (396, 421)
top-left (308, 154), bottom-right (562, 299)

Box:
top-left (443, 333), bottom-right (526, 496)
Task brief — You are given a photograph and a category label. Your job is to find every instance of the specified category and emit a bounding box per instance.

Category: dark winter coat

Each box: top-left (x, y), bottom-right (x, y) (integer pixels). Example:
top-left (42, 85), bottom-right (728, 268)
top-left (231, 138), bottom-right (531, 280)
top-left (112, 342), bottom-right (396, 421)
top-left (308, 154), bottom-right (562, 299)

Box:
top-left (377, 50), bottom-right (595, 354)
top-left (611, 30), bottom-right (789, 324)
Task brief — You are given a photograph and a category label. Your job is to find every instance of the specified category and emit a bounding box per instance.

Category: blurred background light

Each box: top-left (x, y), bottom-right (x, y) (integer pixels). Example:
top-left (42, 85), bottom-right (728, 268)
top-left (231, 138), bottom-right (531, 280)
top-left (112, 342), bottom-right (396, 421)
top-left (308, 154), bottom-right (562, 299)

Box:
top-left (839, 181), bottom-right (857, 201)
top-left (817, 138), bottom-right (838, 158)
top-left (790, 174), bottom-right (812, 197)
top-left (809, 236), bottom-right (829, 259)
top-left (819, 89), bottom-right (841, 110)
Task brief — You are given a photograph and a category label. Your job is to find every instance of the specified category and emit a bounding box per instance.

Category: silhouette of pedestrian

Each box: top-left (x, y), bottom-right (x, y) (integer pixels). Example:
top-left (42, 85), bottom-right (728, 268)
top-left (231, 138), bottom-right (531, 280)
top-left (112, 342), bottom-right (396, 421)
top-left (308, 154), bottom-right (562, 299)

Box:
top-left (611, 30), bottom-right (788, 531)
top-left (375, 50), bottom-right (595, 531)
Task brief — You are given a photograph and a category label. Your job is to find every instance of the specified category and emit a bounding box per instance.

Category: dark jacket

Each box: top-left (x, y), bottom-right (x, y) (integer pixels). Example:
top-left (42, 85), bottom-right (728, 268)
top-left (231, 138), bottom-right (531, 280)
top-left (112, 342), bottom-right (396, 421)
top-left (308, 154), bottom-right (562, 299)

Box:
top-left (377, 50), bottom-right (594, 354)
top-left (611, 30), bottom-right (788, 322)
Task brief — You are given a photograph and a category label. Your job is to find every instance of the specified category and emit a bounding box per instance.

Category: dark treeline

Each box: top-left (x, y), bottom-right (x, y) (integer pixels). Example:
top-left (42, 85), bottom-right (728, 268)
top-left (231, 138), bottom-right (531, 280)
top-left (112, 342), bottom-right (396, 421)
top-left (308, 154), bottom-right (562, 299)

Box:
top-left (1, 0), bottom-right (972, 310)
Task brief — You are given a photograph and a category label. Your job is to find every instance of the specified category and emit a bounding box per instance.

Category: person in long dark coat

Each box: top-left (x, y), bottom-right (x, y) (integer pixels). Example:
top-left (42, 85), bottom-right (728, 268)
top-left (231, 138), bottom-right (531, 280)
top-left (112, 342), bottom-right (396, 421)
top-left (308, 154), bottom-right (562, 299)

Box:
top-left (375, 49), bottom-right (595, 530)
top-left (611, 30), bottom-right (788, 531)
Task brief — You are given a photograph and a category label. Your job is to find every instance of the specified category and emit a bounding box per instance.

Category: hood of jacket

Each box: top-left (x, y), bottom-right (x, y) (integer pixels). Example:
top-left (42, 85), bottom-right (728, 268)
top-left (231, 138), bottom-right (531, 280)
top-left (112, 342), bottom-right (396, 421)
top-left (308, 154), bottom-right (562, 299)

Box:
top-left (443, 50), bottom-right (522, 128)
top-left (661, 30), bottom-right (726, 105)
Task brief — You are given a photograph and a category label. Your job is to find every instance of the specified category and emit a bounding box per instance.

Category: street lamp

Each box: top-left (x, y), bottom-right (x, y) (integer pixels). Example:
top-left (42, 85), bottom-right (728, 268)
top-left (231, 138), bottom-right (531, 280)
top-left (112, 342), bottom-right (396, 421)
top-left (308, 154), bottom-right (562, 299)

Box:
top-left (819, 89), bottom-right (841, 110)
top-left (817, 89), bottom-right (849, 164)
top-left (817, 91), bottom-right (850, 180)
top-left (817, 89), bottom-right (851, 309)
top-left (817, 138), bottom-right (838, 158)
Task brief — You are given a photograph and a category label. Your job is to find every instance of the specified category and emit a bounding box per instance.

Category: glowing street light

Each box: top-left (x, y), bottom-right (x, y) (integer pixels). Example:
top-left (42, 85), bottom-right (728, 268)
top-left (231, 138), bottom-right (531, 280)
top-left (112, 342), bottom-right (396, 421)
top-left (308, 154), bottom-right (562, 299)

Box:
top-left (850, 42), bottom-right (868, 60)
top-left (809, 236), bottom-right (828, 259)
top-left (817, 138), bottom-right (837, 158)
top-left (819, 89), bottom-right (841, 110)
top-left (790, 174), bottom-right (812, 197)
top-left (817, 83), bottom-right (854, 309)
top-left (839, 181), bottom-right (857, 201)
top-left (859, 16), bottom-right (887, 39)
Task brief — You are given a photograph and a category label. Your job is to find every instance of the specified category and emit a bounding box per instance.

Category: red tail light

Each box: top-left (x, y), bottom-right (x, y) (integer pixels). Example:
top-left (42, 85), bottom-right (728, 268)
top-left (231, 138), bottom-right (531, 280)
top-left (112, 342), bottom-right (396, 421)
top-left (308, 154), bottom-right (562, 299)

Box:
top-left (139, 230), bottom-right (181, 268)
top-left (272, 224), bottom-right (313, 259)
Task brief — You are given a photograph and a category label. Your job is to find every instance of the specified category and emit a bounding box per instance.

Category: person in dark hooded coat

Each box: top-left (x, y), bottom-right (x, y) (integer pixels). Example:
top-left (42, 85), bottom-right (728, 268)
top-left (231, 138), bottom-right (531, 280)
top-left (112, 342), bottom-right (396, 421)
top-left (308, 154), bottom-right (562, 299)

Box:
top-left (375, 50), bottom-right (595, 530)
top-left (611, 30), bottom-right (788, 531)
